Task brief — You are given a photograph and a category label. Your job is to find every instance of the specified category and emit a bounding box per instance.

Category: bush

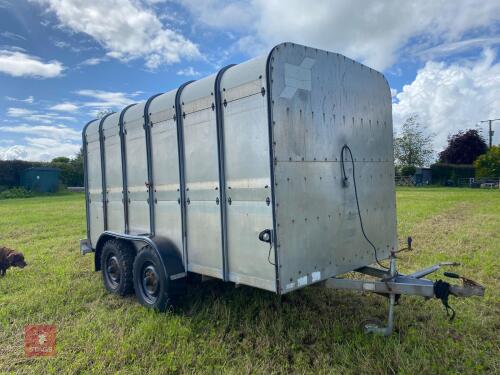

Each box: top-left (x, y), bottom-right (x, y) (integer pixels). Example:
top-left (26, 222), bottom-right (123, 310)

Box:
top-left (474, 146), bottom-right (500, 178)
top-left (0, 187), bottom-right (32, 200)
top-left (430, 163), bottom-right (475, 185)
top-left (50, 150), bottom-right (84, 187)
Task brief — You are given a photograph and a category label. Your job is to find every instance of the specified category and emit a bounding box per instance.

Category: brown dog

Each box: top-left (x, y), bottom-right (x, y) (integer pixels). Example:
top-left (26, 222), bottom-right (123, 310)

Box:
top-left (0, 247), bottom-right (27, 276)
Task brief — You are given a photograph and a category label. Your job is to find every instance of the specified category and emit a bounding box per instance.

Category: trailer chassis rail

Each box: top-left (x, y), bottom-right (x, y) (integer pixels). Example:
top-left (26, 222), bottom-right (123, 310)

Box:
top-left (325, 253), bottom-right (485, 336)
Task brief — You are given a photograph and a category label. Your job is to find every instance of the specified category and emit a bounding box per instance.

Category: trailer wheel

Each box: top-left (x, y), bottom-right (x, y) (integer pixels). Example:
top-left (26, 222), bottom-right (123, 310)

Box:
top-left (133, 246), bottom-right (184, 311)
top-left (100, 239), bottom-right (135, 296)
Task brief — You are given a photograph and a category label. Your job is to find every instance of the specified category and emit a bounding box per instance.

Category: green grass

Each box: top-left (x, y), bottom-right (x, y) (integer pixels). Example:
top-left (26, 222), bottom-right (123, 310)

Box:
top-left (0, 188), bottom-right (499, 374)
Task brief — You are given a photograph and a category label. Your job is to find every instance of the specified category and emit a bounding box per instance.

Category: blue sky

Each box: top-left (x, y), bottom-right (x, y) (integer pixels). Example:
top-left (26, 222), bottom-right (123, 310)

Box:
top-left (0, 0), bottom-right (499, 161)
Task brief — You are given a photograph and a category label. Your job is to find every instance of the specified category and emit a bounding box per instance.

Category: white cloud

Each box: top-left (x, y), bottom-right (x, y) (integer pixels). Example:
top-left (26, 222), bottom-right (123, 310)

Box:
top-left (32, 0), bottom-right (202, 68)
top-left (7, 108), bottom-right (34, 117)
top-left (49, 102), bottom-right (79, 112)
top-left (0, 141), bottom-right (80, 161)
top-left (393, 49), bottom-right (500, 151)
top-left (0, 145), bottom-right (29, 160)
top-left (5, 95), bottom-right (35, 104)
top-left (0, 31), bottom-right (27, 41)
top-left (177, 66), bottom-right (201, 76)
top-left (0, 124), bottom-right (80, 141)
top-left (53, 40), bottom-right (70, 48)
top-left (0, 124), bottom-right (81, 161)
top-left (416, 37), bottom-right (500, 60)
top-left (179, 0), bottom-right (256, 31)
top-left (79, 57), bottom-right (107, 66)
top-left (75, 89), bottom-right (137, 113)
top-left (181, 0), bottom-right (500, 71)
top-left (0, 49), bottom-right (64, 78)
top-left (7, 107), bottom-right (76, 123)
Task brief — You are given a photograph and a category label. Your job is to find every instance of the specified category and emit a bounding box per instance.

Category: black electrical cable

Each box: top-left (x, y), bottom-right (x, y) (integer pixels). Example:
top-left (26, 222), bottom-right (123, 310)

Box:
top-left (340, 144), bottom-right (390, 270)
top-left (267, 242), bottom-right (275, 266)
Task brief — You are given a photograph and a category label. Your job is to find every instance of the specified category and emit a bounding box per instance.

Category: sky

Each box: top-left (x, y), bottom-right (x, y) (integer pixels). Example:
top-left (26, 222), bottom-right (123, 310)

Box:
top-left (0, 0), bottom-right (499, 161)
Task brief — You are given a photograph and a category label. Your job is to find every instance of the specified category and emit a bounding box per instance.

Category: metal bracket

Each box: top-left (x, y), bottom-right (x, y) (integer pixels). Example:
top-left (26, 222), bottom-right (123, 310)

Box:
top-left (80, 239), bottom-right (93, 255)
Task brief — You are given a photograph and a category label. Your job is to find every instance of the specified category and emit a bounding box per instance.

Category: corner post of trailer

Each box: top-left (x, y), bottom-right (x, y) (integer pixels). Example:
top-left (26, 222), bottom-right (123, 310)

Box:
top-left (98, 112), bottom-right (115, 231)
top-left (144, 93), bottom-right (163, 236)
top-left (82, 119), bottom-right (95, 252)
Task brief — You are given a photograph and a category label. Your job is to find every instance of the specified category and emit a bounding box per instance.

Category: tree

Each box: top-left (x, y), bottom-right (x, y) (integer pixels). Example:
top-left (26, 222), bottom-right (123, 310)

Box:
top-left (394, 115), bottom-right (434, 169)
top-left (49, 150), bottom-right (84, 186)
top-left (439, 129), bottom-right (487, 164)
top-left (51, 156), bottom-right (70, 164)
top-left (474, 146), bottom-right (500, 178)
top-left (96, 109), bottom-right (113, 119)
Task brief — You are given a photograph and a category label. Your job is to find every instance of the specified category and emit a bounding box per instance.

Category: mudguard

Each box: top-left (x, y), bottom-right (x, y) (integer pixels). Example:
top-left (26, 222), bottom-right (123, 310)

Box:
top-left (95, 231), bottom-right (186, 281)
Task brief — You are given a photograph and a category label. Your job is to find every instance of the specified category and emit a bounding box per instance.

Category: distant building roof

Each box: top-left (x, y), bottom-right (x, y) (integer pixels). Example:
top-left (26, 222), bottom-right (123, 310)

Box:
top-left (23, 167), bottom-right (61, 172)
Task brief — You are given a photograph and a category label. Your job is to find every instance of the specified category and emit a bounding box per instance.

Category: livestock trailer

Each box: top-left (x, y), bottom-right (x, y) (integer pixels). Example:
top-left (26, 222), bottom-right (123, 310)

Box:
top-left (81, 43), bottom-right (483, 335)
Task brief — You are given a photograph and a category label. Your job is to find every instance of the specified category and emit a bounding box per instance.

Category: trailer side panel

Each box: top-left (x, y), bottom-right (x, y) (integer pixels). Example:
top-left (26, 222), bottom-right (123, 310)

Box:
top-left (220, 57), bottom-right (276, 291)
top-left (102, 113), bottom-right (125, 233)
top-left (123, 103), bottom-right (150, 235)
top-left (149, 91), bottom-right (184, 259)
top-left (180, 76), bottom-right (223, 278)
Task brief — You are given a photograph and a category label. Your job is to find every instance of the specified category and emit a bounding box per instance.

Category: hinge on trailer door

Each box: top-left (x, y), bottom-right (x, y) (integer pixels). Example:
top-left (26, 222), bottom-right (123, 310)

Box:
top-left (261, 87), bottom-right (266, 96)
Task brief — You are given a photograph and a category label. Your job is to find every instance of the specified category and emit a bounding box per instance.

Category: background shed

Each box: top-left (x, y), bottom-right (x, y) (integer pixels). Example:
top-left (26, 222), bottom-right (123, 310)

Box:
top-left (21, 167), bottom-right (60, 193)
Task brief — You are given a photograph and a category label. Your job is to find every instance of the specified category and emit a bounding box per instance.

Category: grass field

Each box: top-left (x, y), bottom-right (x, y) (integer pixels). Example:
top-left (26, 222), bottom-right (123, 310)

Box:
top-left (0, 188), bottom-right (498, 374)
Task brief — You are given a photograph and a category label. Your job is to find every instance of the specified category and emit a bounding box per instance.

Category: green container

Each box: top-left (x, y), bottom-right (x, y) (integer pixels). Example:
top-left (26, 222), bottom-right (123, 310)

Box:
top-left (20, 167), bottom-right (60, 193)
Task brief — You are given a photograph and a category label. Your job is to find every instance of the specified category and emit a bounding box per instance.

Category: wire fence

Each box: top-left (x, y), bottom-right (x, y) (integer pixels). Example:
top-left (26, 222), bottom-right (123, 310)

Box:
top-left (395, 176), bottom-right (499, 188)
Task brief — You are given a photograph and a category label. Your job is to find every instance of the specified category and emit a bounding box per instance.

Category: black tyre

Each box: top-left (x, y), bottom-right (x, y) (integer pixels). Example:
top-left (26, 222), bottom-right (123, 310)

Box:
top-left (133, 246), bottom-right (185, 311)
top-left (100, 239), bottom-right (135, 296)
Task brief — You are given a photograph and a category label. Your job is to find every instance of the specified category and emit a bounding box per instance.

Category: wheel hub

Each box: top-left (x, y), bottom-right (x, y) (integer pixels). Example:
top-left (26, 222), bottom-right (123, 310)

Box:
top-left (141, 264), bottom-right (159, 303)
top-left (105, 255), bottom-right (121, 288)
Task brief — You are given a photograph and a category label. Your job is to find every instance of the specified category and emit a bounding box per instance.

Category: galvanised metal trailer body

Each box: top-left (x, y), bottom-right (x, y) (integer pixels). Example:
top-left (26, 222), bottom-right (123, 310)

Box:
top-left (81, 43), bottom-right (482, 333)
